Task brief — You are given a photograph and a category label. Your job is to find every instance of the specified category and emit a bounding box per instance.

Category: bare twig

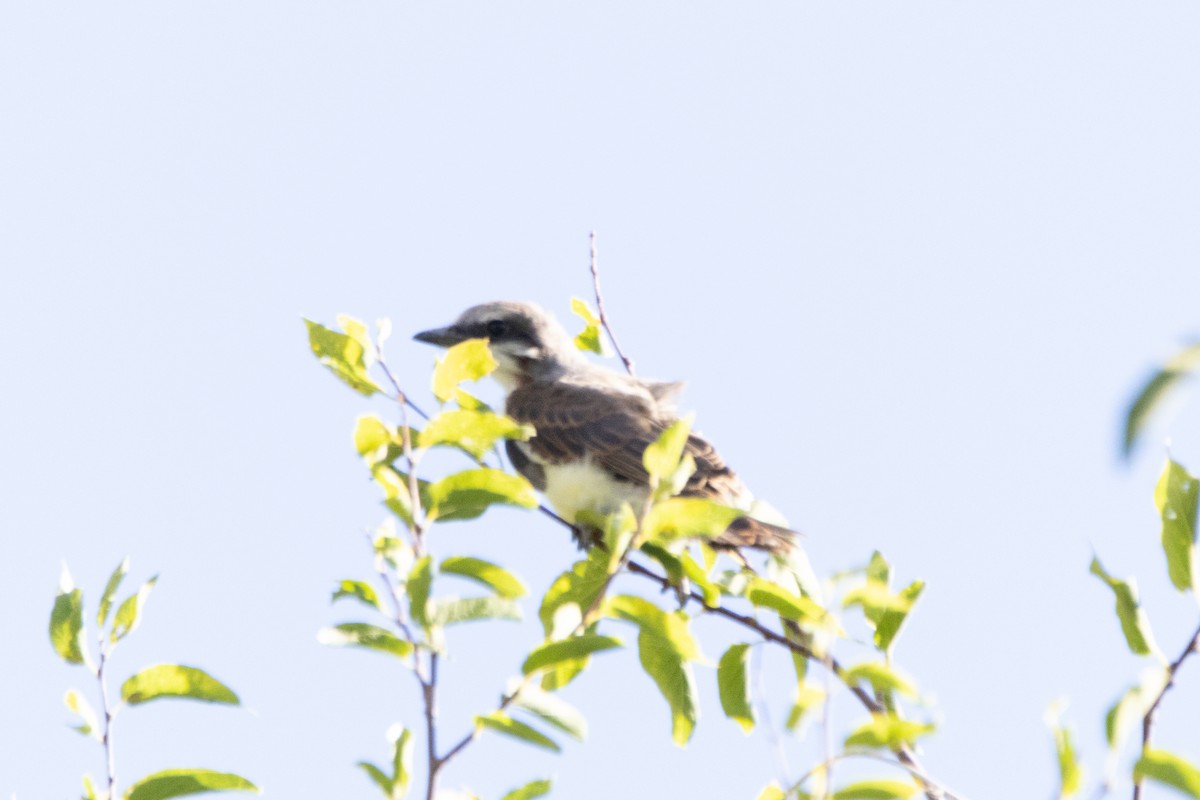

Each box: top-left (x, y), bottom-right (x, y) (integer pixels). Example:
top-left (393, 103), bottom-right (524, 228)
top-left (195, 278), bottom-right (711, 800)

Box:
top-left (1132, 619), bottom-right (1200, 800)
top-left (589, 231), bottom-right (635, 376)
top-left (96, 642), bottom-right (118, 799)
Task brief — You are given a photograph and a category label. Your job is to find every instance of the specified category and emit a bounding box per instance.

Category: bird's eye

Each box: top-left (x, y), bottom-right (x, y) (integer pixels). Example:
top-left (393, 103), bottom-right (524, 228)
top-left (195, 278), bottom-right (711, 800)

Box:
top-left (486, 319), bottom-right (508, 337)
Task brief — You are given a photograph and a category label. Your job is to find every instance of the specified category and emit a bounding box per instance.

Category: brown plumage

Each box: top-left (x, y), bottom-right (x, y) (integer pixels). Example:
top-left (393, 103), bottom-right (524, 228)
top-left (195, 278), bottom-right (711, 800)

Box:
top-left (415, 301), bottom-right (796, 554)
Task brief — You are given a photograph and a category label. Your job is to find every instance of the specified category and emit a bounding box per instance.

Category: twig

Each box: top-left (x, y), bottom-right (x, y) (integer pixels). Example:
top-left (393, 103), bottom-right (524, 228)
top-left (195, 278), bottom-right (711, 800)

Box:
top-left (623, 560), bottom-right (958, 800)
top-left (96, 642), bottom-right (118, 799)
top-left (1132, 619), bottom-right (1200, 800)
top-left (589, 231), bottom-right (635, 376)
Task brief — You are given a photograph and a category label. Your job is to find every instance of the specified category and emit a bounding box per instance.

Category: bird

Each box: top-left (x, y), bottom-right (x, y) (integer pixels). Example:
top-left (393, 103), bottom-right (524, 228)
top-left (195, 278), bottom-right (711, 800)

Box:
top-left (414, 301), bottom-right (796, 555)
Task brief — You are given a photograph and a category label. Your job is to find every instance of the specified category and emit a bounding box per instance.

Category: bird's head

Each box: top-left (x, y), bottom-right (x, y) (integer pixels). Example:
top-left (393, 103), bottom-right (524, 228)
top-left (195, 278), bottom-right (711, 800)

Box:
top-left (414, 301), bottom-right (583, 390)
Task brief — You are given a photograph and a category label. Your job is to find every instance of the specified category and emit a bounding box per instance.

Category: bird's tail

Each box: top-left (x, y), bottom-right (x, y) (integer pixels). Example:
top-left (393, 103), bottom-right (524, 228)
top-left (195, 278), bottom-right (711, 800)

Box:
top-left (713, 516), bottom-right (798, 555)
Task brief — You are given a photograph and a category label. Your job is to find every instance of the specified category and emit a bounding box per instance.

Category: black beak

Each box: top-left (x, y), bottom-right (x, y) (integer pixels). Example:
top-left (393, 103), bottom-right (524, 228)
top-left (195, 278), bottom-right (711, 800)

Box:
top-left (413, 325), bottom-right (469, 348)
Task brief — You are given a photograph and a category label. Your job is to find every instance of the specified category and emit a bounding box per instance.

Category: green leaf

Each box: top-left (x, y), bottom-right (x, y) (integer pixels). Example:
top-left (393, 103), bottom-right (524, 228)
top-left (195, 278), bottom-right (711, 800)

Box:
top-left (429, 596), bottom-right (522, 626)
top-left (571, 296), bottom-right (607, 356)
top-left (643, 498), bottom-right (742, 544)
top-left (305, 318), bottom-right (380, 397)
top-left (643, 416), bottom-right (694, 488)
top-left (537, 551), bottom-right (611, 689)
top-left (1135, 749), bottom-right (1200, 798)
top-left (475, 712), bottom-right (561, 752)
top-left (425, 469), bottom-right (538, 522)
top-left (120, 664), bottom-right (239, 706)
top-left (605, 595), bottom-right (701, 745)
top-left (832, 780), bottom-right (920, 799)
top-left (440, 557), bottom-right (527, 599)
top-left (747, 578), bottom-right (826, 625)
top-left (717, 643), bottom-right (755, 733)
top-left (50, 570), bottom-right (88, 666)
top-left (64, 689), bottom-right (101, 740)
top-left (389, 725), bottom-right (414, 800)
top-left (509, 682), bottom-right (588, 741)
top-left (354, 415), bottom-right (405, 467)
top-left (419, 409), bottom-right (532, 460)
top-left (432, 339), bottom-right (496, 403)
top-left (844, 714), bottom-right (935, 750)
top-left (786, 685), bottom-right (825, 732)
top-left (356, 761), bottom-right (393, 797)
top-left (842, 662), bottom-right (917, 699)
top-left (1123, 342), bottom-right (1200, 457)
top-left (843, 554), bottom-right (924, 652)
top-left (1155, 459), bottom-right (1199, 594)
top-left (98, 558), bottom-right (130, 627)
top-left (522, 634), bottom-right (623, 675)
top-left (82, 773), bottom-right (99, 800)
top-left (501, 779), bottom-right (552, 800)
top-left (333, 579), bottom-right (385, 612)
top-left (1105, 668), bottom-right (1169, 753)
top-left (755, 784), bottom-right (787, 800)
top-left (1089, 556), bottom-right (1160, 658)
top-left (408, 556), bottom-right (433, 628)
top-left (318, 623), bottom-right (413, 658)
top-left (1046, 703), bottom-right (1084, 799)
top-left (124, 769), bottom-right (259, 800)
top-left (111, 576), bottom-right (157, 643)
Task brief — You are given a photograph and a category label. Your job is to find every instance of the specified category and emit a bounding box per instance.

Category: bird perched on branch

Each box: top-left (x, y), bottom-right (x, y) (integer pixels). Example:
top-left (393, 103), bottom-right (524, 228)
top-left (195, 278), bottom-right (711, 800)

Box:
top-left (414, 301), bottom-right (796, 555)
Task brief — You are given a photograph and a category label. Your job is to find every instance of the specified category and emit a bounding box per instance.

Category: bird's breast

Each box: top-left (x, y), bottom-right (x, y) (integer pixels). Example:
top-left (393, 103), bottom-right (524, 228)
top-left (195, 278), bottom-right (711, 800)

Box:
top-left (539, 457), bottom-right (649, 525)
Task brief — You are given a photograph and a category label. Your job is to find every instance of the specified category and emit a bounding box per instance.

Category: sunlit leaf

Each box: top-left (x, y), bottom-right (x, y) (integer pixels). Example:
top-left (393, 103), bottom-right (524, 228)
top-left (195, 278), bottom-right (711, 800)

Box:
top-left (1123, 342), bottom-right (1200, 457)
top-left (843, 662), bottom-right (917, 699)
top-left (419, 409), bottom-right (533, 460)
top-left (408, 557), bottom-right (433, 628)
top-left (124, 769), bottom-right (259, 800)
top-left (509, 682), bottom-right (588, 741)
top-left (333, 579), bottom-right (385, 612)
top-left (1135, 749), bottom-right (1200, 798)
top-left (120, 664), bottom-right (239, 706)
top-left (356, 761), bottom-right (393, 797)
top-left (111, 576), bottom-right (157, 643)
top-left (1105, 667), bottom-right (1169, 756)
top-left (1089, 556), bottom-right (1160, 658)
top-left (475, 712), bottom-right (560, 752)
top-left (98, 558), bottom-right (130, 627)
top-left (537, 551), bottom-right (610, 689)
top-left (318, 623), bottom-right (412, 658)
top-left (50, 571), bottom-right (88, 666)
top-left (717, 643), bottom-right (755, 733)
top-left (747, 578), bottom-right (825, 625)
top-left (354, 415), bottom-right (406, 468)
top-left (440, 557), bottom-right (527, 599)
top-left (756, 782), bottom-right (787, 800)
top-left (606, 595), bottom-right (700, 744)
top-left (501, 779), bottom-right (551, 800)
top-left (432, 339), bottom-right (496, 403)
top-left (644, 498), bottom-right (741, 544)
top-left (429, 596), bottom-right (521, 626)
top-left (832, 779), bottom-right (920, 799)
top-left (425, 469), bottom-right (538, 522)
top-left (392, 725), bottom-right (414, 800)
top-left (570, 296), bottom-right (607, 356)
top-left (305, 318), bottom-right (380, 397)
top-left (1046, 702), bottom-right (1084, 798)
top-left (643, 416), bottom-right (694, 489)
top-left (64, 689), bottom-right (101, 740)
top-left (1154, 459), bottom-right (1199, 594)
top-left (786, 685), bottom-right (825, 732)
top-left (522, 635), bottom-right (623, 675)
top-left (844, 714), bottom-right (935, 750)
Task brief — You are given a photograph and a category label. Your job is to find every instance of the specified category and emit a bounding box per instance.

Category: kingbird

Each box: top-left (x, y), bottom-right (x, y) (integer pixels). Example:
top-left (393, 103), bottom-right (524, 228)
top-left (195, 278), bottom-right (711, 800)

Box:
top-left (415, 301), bottom-right (795, 554)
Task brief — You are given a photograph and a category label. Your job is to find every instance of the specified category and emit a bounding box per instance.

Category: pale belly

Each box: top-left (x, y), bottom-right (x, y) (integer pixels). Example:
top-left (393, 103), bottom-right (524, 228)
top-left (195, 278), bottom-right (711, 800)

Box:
top-left (541, 458), bottom-right (649, 524)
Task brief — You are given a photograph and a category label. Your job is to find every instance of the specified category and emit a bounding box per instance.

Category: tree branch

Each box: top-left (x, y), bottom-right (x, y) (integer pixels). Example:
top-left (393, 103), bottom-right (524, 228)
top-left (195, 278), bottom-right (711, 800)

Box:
top-left (1132, 618), bottom-right (1200, 800)
top-left (589, 231), bottom-right (635, 376)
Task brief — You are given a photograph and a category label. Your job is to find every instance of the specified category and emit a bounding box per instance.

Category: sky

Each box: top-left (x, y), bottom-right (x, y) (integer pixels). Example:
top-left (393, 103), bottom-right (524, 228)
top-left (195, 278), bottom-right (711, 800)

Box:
top-left (3, 2), bottom-right (1200, 799)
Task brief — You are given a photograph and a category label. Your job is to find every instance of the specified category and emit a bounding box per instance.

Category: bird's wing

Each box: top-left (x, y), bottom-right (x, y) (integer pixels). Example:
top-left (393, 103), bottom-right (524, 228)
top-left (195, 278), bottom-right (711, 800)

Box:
top-left (506, 381), bottom-right (668, 485)
top-left (506, 381), bottom-right (735, 493)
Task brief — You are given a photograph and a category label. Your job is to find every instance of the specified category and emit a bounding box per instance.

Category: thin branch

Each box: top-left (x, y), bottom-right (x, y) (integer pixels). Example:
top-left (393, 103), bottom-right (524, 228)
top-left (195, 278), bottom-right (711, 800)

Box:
top-left (1132, 618), bottom-right (1200, 800)
top-left (623, 559), bottom-right (958, 800)
top-left (589, 231), bottom-right (635, 376)
top-left (96, 642), bottom-right (118, 799)
top-left (424, 653), bottom-right (440, 800)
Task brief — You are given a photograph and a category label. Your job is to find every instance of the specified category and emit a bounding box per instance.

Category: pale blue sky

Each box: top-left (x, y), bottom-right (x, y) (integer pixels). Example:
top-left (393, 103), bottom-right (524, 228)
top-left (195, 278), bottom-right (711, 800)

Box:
top-left (3, 3), bottom-right (1200, 798)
